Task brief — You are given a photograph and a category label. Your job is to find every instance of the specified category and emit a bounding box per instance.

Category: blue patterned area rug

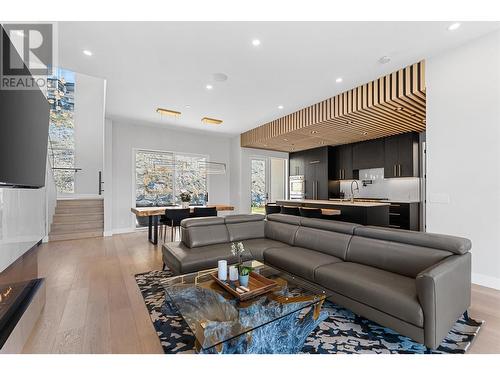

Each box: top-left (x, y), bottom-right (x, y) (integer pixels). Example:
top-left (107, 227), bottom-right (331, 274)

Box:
top-left (135, 270), bottom-right (482, 354)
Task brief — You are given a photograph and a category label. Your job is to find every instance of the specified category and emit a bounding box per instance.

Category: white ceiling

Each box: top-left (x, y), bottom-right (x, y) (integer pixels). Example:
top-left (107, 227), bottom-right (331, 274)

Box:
top-left (58, 21), bottom-right (500, 136)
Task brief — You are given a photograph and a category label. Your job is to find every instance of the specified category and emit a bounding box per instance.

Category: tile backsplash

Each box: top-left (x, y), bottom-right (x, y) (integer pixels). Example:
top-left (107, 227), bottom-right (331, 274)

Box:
top-left (339, 168), bottom-right (421, 202)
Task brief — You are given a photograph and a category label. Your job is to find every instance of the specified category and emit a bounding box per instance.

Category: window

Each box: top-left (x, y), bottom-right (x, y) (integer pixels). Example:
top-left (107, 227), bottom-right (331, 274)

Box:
top-left (135, 150), bottom-right (208, 206)
top-left (47, 69), bottom-right (75, 194)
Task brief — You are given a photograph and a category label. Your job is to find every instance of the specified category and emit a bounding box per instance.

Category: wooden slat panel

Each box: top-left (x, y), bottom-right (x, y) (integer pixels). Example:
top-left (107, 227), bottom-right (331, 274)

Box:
top-left (240, 60), bottom-right (426, 150)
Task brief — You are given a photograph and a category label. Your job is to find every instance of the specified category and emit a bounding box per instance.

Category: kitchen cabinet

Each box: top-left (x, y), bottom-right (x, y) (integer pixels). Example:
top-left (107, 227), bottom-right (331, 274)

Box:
top-left (352, 138), bottom-right (385, 170)
top-left (384, 132), bottom-right (419, 178)
top-left (289, 151), bottom-right (305, 176)
top-left (388, 202), bottom-right (420, 230)
top-left (303, 147), bottom-right (329, 200)
top-left (289, 146), bottom-right (329, 200)
top-left (330, 144), bottom-right (353, 180)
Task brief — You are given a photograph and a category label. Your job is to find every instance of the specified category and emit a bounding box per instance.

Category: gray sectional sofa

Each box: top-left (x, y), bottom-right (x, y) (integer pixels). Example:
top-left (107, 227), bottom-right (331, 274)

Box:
top-left (162, 213), bottom-right (472, 349)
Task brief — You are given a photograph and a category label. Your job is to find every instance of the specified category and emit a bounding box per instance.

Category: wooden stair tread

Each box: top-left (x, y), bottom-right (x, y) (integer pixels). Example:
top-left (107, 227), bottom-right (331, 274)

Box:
top-left (49, 230), bottom-right (103, 242)
top-left (49, 199), bottom-right (105, 241)
top-left (50, 222), bottom-right (104, 233)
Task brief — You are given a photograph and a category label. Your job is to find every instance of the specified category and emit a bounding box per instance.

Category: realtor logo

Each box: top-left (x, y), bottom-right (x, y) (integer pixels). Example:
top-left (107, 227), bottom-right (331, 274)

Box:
top-left (1, 23), bottom-right (53, 90)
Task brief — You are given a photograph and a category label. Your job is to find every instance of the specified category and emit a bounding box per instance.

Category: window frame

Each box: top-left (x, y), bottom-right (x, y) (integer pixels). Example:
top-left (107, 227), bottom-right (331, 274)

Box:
top-left (132, 147), bottom-right (210, 209)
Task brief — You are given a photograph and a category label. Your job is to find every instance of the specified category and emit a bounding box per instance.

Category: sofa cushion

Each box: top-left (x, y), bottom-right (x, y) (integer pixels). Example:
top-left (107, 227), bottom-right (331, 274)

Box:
top-left (225, 214), bottom-right (265, 241)
top-left (294, 226), bottom-right (352, 260)
top-left (264, 246), bottom-right (342, 282)
top-left (180, 217), bottom-right (229, 248)
top-left (266, 213), bottom-right (302, 225)
top-left (224, 214), bottom-right (265, 224)
top-left (315, 262), bottom-right (424, 327)
top-left (300, 217), bottom-right (360, 234)
top-left (264, 214), bottom-right (301, 245)
top-left (181, 217), bottom-right (225, 227)
top-left (162, 242), bottom-right (252, 275)
top-left (347, 236), bottom-right (453, 278)
top-left (241, 238), bottom-right (288, 262)
top-left (354, 226), bottom-right (471, 255)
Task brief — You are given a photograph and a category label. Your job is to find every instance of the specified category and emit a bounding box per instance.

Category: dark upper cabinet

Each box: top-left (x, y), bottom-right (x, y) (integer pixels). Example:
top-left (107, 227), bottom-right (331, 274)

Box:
top-left (329, 144), bottom-right (353, 180)
top-left (289, 146), bottom-right (329, 199)
top-left (384, 132), bottom-right (419, 178)
top-left (352, 138), bottom-right (385, 170)
top-left (289, 152), bottom-right (305, 176)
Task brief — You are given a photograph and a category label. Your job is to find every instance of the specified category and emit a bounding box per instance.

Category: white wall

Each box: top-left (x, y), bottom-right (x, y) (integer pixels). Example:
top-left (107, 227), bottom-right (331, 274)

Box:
top-left (426, 30), bottom-right (500, 289)
top-left (103, 118), bottom-right (113, 236)
top-left (229, 136), bottom-right (289, 214)
top-left (109, 120), bottom-right (232, 232)
top-left (66, 72), bottom-right (106, 197)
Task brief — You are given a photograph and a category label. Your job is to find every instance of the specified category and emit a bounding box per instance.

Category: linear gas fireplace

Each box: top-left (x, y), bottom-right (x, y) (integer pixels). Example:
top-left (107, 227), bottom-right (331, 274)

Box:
top-left (0, 279), bottom-right (44, 351)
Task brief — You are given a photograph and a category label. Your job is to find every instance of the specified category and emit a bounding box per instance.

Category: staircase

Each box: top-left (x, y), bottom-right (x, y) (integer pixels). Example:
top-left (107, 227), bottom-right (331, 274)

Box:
top-left (49, 199), bottom-right (104, 241)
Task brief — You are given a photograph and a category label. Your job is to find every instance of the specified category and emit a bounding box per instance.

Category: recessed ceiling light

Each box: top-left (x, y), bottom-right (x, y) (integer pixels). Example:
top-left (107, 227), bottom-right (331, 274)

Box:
top-left (201, 117), bottom-right (223, 125)
top-left (156, 108), bottom-right (181, 117)
top-left (252, 39), bottom-right (261, 46)
top-left (448, 22), bottom-right (461, 31)
top-left (346, 120), bottom-right (354, 125)
top-left (394, 107), bottom-right (403, 111)
top-left (311, 130), bottom-right (318, 134)
top-left (335, 77), bottom-right (343, 83)
top-left (362, 132), bottom-right (368, 135)
top-left (185, 105), bottom-right (191, 109)
top-left (205, 84), bottom-right (213, 90)
top-left (212, 73), bottom-right (228, 82)
top-left (283, 138), bottom-right (288, 142)
top-left (278, 105), bottom-right (284, 110)
top-left (82, 49), bottom-right (93, 56)
top-left (378, 56), bottom-right (391, 64)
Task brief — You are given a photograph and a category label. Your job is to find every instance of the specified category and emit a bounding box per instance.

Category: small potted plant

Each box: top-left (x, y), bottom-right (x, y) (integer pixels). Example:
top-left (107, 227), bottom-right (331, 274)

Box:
top-left (230, 242), bottom-right (252, 287)
top-left (238, 265), bottom-right (252, 287)
top-left (230, 242), bottom-right (246, 264)
top-left (179, 190), bottom-right (192, 208)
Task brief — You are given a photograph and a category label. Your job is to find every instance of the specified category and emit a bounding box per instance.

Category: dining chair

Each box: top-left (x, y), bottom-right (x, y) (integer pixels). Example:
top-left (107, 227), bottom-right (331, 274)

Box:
top-left (160, 208), bottom-right (191, 242)
top-left (299, 207), bottom-right (323, 219)
top-left (192, 206), bottom-right (218, 218)
top-left (280, 205), bottom-right (301, 216)
top-left (265, 204), bottom-right (281, 215)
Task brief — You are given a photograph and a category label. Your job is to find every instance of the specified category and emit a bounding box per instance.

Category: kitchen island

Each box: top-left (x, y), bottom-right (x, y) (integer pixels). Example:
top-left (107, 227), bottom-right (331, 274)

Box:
top-left (276, 199), bottom-right (390, 227)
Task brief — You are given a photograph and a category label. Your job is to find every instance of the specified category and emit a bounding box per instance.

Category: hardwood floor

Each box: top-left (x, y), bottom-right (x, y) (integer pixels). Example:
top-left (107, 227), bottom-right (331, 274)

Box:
top-left (22, 231), bottom-right (500, 354)
top-left (23, 231), bottom-right (164, 354)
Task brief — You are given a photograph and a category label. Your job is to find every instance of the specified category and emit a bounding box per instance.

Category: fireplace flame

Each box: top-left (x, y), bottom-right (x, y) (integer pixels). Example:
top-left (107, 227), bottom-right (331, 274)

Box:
top-left (0, 286), bottom-right (13, 303)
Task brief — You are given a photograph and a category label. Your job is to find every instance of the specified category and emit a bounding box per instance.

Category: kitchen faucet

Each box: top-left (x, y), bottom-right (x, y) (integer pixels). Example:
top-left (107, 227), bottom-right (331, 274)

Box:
top-left (350, 180), bottom-right (359, 203)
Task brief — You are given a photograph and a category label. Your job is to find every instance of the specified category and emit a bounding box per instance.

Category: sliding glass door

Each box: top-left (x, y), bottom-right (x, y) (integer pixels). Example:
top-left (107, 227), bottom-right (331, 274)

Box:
top-left (251, 157), bottom-right (287, 214)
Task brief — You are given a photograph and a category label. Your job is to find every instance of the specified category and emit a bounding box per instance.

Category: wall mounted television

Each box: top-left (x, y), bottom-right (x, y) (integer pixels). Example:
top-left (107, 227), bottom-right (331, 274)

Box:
top-left (0, 89), bottom-right (49, 188)
top-left (0, 29), bottom-right (50, 189)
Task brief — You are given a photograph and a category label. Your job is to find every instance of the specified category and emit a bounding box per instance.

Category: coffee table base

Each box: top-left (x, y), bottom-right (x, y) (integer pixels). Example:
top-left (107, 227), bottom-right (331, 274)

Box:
top-left (198, 304), bottom-right (328, 354)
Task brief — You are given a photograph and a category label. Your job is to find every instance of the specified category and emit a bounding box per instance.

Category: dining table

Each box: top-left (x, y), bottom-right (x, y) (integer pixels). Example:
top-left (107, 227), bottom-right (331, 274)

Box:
top-left (130, 204), bottom-right (235, 245)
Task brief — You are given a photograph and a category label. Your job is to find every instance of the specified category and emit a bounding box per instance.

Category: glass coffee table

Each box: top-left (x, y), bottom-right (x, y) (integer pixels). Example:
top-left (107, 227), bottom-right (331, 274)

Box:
top-left (160, 262), bottom-right (330, 354)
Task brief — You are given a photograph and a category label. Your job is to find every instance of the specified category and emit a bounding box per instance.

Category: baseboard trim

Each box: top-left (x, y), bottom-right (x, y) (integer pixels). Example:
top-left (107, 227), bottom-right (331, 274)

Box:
top-left (472, 272), bottom-right (500, 290)
top-left (112, 227), bottom-right (136, 235)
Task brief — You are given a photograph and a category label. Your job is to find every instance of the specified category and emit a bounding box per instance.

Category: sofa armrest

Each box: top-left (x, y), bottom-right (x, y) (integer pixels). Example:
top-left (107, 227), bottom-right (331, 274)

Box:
top-left (416, 252), bottom-right (471, 349)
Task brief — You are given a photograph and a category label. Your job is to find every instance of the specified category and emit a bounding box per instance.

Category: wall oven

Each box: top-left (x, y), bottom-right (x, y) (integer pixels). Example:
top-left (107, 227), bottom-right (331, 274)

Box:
top-left (289, 175), bottom-right (305, 199)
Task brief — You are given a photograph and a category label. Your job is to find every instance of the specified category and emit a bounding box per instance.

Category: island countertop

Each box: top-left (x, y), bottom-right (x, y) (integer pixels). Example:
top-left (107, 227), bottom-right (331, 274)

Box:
top-left (276, 199), bottom-right (391, 208)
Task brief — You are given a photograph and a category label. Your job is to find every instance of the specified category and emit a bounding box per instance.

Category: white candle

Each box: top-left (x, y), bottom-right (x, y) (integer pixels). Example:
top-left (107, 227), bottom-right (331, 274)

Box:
top-left (218, 260), bottom-right (227, 281)
top-left (229, 265), bottom-right (238, 281)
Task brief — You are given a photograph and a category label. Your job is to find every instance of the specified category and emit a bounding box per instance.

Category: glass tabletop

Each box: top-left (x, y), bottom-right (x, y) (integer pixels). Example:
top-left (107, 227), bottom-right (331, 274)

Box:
top-left (160, 262), bottom-right (331, 351)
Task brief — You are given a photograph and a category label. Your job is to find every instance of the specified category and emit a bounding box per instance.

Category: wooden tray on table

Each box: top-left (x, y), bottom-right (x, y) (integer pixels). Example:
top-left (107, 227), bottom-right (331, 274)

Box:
top-left (211, 271), bottom-right (279, 301)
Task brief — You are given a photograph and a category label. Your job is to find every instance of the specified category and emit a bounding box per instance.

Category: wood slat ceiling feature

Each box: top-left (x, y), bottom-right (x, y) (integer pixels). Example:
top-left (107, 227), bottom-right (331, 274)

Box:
top-left (241, 61), bottom-right (426, 152)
